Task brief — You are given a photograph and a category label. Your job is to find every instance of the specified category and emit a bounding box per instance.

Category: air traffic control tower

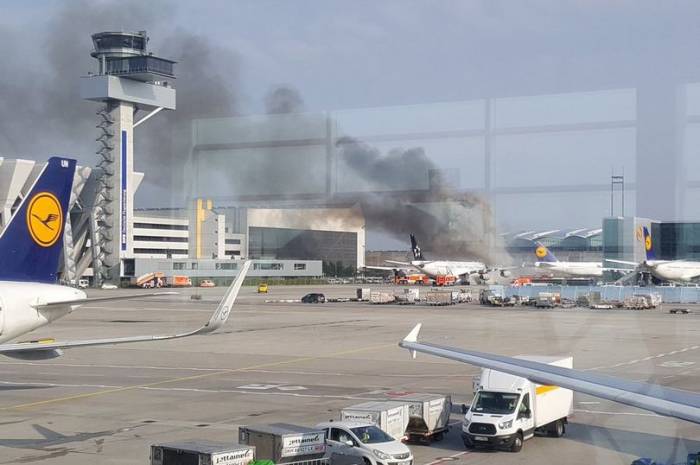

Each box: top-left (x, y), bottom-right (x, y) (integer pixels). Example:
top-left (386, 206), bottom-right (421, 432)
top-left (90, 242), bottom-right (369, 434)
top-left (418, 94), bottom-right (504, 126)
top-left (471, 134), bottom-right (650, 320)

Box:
top-left (81, 31), bottom-right (176, 284)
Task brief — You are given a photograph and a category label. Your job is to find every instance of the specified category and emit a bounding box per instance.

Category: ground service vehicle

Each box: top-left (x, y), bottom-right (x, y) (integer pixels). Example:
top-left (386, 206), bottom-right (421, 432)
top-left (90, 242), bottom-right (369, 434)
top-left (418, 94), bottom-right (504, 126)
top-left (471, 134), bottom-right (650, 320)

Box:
top-left (257, 283), bottom-right (268, 293)
top-left (301, 293), bottom-right (325, 303)
top-left (316, 420), bottom-right (413, 465)
top-left (462, 356), bottom-right (573, 452)
top-left (200, 279), bottom-right (216, 288)
top-left (136, 272), bottom-right (165, 288)
top-left (169, 275), bottom-right (192, 287)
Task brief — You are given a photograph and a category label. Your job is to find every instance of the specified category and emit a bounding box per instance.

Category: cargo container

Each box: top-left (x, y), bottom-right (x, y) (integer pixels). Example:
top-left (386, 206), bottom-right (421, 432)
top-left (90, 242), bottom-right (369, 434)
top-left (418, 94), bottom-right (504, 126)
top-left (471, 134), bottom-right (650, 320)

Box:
top-left (425, 291), bottom-right (453, 306)
top-left (370, 291), bottom-right (395, 304)
top-left (150, 441), bottom-right (255, 465)
top-left (387, 393), bottom-right (452, 442)
top-left (340, 401), bottom-right (409, 440)
top-left (239, 424), bottom-right (327, 464)
top-left (357, 288), bottom-right (371, 301)
top-left (395, 288), bottom-right (419, 305)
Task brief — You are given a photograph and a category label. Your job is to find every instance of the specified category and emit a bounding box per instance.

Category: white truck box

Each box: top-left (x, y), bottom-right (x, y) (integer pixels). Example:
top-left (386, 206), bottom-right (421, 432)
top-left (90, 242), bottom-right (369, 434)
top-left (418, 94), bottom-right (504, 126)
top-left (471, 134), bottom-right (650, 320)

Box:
top-left (151, 441), bottom-right (255, 465)
top-left (341, 401), bottom-right (409, 440)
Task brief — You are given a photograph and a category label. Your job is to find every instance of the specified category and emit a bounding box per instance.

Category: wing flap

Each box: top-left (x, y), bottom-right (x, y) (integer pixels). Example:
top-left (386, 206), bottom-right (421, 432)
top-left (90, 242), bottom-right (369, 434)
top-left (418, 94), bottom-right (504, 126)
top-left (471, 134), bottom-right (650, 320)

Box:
top-left (33, 291), bottom-right (178, 309)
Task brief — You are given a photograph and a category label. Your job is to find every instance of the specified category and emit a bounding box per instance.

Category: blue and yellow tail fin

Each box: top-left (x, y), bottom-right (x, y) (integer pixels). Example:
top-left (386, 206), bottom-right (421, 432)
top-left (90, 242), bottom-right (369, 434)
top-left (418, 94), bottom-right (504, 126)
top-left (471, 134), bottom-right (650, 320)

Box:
top-left (534, 242), bottom-right (558, 263)
top-left (642, 226), bottom-right (656, 261)
top-left (0, 157), bottom-right (76, 283)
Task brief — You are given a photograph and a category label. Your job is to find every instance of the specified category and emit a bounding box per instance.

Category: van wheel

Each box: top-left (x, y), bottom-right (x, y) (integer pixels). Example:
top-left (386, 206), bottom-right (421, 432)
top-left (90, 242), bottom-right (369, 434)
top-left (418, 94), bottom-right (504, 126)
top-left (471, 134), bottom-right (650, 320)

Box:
top-left (463, 435), bottom-right (475, 449)
top-left (510, 432), bottom-right (523, 453)
top-left (363, 458), bottom-right (372, 465)
top-left (434, 432), bottom-right (444, 442)
top-left (550, 419), bottom-right (565, 438)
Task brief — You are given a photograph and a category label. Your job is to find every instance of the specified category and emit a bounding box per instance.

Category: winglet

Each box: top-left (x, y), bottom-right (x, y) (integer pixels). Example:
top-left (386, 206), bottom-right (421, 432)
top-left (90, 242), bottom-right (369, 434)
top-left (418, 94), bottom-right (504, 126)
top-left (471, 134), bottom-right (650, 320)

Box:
top-left (196, 260), bottom-right (251, 335)
top-left (404, 323), bottom-right (422, 343)
top-left (402, 323), bottom-right (422, 359)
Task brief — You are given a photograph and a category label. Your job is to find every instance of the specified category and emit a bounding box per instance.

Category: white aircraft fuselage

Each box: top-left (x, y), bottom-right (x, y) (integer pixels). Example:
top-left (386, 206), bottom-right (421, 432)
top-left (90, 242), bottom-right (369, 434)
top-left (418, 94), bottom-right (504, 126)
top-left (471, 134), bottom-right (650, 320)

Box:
top-left (535, 261), bottom-right (603, 277)
top-left (645, 260), bottom-right (700, 282)
top-left (0, 281), bottom-right (85, 344)
top-left (412, 260), bottom-right (487, 277)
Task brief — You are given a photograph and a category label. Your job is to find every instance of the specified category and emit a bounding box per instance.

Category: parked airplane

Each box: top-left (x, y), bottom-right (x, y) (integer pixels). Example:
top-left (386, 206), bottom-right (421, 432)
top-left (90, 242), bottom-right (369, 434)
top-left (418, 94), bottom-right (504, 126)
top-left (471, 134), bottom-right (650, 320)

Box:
top-left (533, 243), bottom-right (603, 277)
top-left (366, 234), bottom-right (510, 284)
top-left (400, 324), bottom-right (700, 424)
top-left (609, 226), bottom-right (700, 283)
top-left (0, 157), bottom-right (250, 360)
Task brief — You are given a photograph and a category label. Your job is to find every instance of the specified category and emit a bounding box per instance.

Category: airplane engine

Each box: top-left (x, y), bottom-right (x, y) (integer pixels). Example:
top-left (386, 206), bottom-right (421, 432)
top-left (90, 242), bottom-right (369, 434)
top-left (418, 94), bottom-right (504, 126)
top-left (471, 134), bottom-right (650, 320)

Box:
top-left (500, 270), bottom-right (512, 278)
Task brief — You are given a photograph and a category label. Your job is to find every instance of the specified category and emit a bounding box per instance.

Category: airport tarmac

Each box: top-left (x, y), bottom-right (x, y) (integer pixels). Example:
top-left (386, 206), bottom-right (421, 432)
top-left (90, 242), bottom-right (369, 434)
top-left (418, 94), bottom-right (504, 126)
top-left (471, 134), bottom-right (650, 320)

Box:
top-left (1, 284), bottom-right (699, 464)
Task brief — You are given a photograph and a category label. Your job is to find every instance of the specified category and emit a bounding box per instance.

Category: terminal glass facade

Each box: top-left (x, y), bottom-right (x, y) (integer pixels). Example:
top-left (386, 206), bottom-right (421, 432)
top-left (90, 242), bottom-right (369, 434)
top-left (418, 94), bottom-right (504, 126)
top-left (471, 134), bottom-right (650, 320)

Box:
top-left (248, 227), bottom-right (357, 268)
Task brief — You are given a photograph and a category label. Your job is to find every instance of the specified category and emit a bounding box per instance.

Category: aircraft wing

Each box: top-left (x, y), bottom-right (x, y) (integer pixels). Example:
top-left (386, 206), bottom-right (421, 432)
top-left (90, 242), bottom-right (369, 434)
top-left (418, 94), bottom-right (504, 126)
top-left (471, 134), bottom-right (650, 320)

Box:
top-left (0, 261), bottom-right (251, 357)
top-left (363, 265), bottom-right (405, 272)
top-left (384, 260), bottom-right (413, 266)
top-left (605, 259), bottom-right (639, 266)
top-left (385, 260), bottom-right (426, 273)
top-left (399, 324), bottom-right (700, 424)
top-left (32, 292), bottom-right (178, 309)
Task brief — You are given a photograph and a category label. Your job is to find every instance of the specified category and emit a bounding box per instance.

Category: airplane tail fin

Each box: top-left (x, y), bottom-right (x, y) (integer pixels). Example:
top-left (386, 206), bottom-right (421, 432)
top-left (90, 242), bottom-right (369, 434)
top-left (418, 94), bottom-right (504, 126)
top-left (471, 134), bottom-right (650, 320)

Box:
top-left (0, 157), bottom-right (76, 283)
top-left (410, 233), bottom-right (424, 260)
top-left (534, 242), bottom-right (558, 263)
top-left (643, 226), bottom-right (656, 261)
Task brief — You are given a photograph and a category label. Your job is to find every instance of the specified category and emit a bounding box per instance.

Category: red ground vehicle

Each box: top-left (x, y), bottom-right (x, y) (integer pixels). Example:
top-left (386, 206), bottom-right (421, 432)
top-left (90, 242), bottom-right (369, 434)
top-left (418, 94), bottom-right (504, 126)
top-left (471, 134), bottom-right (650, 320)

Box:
top-left (433, 275), bottom-right (457, 286)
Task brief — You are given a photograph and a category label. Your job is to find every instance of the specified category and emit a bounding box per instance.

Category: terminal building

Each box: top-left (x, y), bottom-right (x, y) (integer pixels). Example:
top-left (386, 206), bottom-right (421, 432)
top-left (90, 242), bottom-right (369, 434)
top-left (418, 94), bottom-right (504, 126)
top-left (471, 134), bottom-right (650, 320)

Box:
top-left (0, 158), bottom-right (364, 284)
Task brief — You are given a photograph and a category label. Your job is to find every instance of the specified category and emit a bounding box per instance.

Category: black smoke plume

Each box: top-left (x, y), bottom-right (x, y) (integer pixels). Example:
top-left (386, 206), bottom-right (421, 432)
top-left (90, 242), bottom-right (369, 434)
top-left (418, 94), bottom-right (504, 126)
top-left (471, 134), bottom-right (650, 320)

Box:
top-left (336, 137), bottom-right (510, 265)
top-left (0, 0), bottom-right (238, 202)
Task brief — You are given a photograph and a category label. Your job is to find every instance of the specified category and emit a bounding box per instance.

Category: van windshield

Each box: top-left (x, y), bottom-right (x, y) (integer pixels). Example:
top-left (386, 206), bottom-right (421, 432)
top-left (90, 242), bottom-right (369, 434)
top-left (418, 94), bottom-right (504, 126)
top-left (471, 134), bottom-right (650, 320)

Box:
top-left (350, 426), bottom-right (394, 444)
top-left (472, 391), bottom-right (521, 414)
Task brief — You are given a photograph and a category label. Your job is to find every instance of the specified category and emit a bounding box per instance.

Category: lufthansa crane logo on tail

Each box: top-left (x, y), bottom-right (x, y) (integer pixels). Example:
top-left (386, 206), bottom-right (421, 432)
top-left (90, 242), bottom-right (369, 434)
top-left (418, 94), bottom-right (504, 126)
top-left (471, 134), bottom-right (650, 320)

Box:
top-left (635, 226), bottom-right (643, 242)
top-left (645, 234), bottom-right (652, 251)
top-left (26, 192), bottom-right (63, 247)
top-left (535, 246), bottom-right (548, 258)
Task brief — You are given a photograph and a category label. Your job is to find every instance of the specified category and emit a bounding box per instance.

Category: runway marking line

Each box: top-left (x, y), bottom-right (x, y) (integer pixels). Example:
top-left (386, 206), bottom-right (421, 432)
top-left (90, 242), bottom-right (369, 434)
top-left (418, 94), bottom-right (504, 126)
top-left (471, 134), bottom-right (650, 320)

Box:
top-left (0, 343), bottom-right (395, 411)
top-left (584, 344), bottom-right (700, 371)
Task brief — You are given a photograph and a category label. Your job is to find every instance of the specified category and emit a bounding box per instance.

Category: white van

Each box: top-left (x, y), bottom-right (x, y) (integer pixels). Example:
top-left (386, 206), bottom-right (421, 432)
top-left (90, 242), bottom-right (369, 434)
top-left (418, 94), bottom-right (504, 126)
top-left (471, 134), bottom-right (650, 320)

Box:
top-left (462, 356), bottom-right (573, 452)
top-left (316, 421), bottom-right (413, 465)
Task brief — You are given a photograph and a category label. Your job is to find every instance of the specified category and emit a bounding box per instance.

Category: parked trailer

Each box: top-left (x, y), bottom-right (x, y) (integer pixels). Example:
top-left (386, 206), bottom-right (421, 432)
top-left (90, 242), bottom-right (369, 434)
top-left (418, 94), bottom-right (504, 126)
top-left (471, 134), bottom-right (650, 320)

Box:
top-left (387, 393), bottom-right (452, 443)
top-left (341, 401), bottom-right (409, 440)
top-left (239, 424), bottom-right (327, 465)
top-left (426, 291), bottom-right (453, 306)
top-left (151, 441), bottom-right (255, 465)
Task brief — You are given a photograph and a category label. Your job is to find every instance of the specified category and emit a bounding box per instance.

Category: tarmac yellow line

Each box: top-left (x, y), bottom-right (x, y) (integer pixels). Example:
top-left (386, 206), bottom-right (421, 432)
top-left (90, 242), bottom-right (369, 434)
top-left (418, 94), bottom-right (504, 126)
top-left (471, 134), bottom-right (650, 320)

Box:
top-left (0, 343), bottom-right (395, 411)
